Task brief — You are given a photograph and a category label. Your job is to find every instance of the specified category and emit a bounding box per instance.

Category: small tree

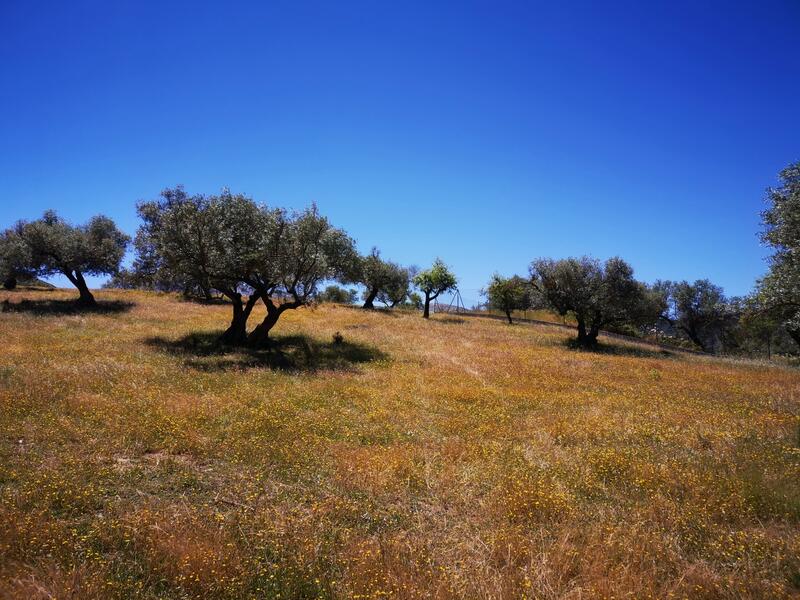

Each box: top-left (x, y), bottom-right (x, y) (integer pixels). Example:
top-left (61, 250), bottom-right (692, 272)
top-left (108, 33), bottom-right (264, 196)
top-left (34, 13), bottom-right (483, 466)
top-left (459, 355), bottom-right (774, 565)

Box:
top-left (736, 297), bottom-right (792, 359)
top-left (318, 285), bottom-right (358, 304)
top-left (6, 211), bottom-right (129, 305)
top-left (483, 274), bottom-right (531, 323)
top-left (356, 248), bottom-right (409, 309)
top-left (405, 291), bottom-right (423, 310)
top-left (0, 228), bottom-right (33, 290)
top-left (656, 279), bottom-right (739, 353)
top-left (137, 188), bottom-right (358, 345)
top-left (377, 267), bottom-right (412, 308)
top-left (531, 256), bottom-right (651, 347)
top-left (413, 258), bottom-right (457, 318)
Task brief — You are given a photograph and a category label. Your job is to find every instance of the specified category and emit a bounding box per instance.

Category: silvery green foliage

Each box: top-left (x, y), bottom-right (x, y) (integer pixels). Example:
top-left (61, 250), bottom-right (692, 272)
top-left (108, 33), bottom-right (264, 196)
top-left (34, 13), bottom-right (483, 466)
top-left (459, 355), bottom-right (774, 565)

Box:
top-left (376, 263), bottom-right (412, 307)
top-left (136, 187), bottom-right (275, 297)
top-left (655, 279), bottom-right (738, 353)
top-left (0, 226), bottom-right (33, 282)
top-left (531, 256), bottom-right (658, 345)
top-left (355, 247), bottom-right (411, 307)
top-left (139, 188), bottom-right (357, 307)
top-left (10, 211), bottom-right (129, 281)
top-left (483, 274), bottom-right (532, 322)
top-left (136, 188), bottom-right (358, 341)
top-left (317, 285), bottom-right (358, 304)
top-left (758, 162), bottom-right (800, 345)
top-left (245, 203), bottom-right (358, 304)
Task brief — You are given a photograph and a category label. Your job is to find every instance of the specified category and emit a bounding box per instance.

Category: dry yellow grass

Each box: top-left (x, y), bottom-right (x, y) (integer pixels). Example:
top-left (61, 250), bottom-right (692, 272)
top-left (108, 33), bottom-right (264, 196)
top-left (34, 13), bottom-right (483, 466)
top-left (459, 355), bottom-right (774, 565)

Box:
top-left (1, 288), bottom-right (799, 599)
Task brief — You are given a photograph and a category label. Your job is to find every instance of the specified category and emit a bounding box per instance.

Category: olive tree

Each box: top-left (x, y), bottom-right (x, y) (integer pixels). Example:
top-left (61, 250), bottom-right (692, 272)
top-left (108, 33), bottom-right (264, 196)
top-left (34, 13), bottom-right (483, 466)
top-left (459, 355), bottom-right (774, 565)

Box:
top-left (377, 268), bottom-right (412, 308)
top-left (354, 248), bottom-right (413, 309)
top-left (531, 256), bottom-right (654, 347)
top-left (317, 285), bottom-right (358, 304)
top-left (413, 258), bottom-right (457, 318)
top-left (657, 279), bottom-right (738, 353)
top-left (3, 211), bottom-right (129, 305)
top-left (736, 297), bottom-right (795, 359)
top-left (757, 161), bottom-right (800, 349)
top-left (135, 187), bottom-right (272, 345)
top-left (483, 274), bottom-right (532, 324)
top-left (137, 187), bottom-right (358, 346)
top-left (244, 205), bottom-right (358, 345)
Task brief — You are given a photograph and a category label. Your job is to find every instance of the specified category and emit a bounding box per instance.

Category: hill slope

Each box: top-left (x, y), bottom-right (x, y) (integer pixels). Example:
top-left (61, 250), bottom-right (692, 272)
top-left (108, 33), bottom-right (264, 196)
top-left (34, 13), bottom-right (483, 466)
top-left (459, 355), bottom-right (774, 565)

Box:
top-left (1, 289), bottom-right (799, 599)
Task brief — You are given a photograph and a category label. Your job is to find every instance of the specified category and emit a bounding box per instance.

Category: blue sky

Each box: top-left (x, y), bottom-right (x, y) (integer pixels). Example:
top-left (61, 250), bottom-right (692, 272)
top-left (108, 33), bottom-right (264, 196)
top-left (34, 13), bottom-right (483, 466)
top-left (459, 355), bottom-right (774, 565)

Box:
top-left (1, 1), bottom-right (798, 306)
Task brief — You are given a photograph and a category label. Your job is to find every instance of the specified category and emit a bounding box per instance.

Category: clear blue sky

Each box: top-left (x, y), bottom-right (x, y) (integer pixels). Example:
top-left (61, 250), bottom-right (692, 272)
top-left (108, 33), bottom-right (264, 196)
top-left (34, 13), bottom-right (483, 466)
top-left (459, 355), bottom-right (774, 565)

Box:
top-left (2, 1), bottom-right (798, 306)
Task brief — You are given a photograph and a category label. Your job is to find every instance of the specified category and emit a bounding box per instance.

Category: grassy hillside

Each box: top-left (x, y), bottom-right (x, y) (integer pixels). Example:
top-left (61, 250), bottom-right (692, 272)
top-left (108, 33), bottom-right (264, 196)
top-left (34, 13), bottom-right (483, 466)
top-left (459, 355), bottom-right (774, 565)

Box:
top-left (1, 289), bottom-right (799, 599)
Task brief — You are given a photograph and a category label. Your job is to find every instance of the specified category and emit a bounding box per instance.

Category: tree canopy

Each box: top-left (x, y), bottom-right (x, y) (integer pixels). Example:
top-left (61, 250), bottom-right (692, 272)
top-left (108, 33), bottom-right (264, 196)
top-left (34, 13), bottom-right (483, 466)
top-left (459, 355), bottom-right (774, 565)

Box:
top-left (317, 285), bottom-right (358, 304)
top-left (0, 228), bottom-right (33, 290)
top-left (244, 204), bottom-right (358, 345)
top-left (484, 274), bottom-right (532, 323)
top-left (376, 266), bottom-right (412, 308)
top-left (353, 248), bottom-right (410, 309)
top-left (758, 161), bottom-right (800, 349)
top-left (413, 259), bottom-right (457, 318)
top-left (656, 279), bottom-right (739, 353)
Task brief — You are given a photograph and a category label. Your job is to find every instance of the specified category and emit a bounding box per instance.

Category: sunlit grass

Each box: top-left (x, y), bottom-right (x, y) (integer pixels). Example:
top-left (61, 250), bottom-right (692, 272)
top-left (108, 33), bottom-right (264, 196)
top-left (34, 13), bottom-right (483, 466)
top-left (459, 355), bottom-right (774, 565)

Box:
top-left (1, 288), bottom-right (799, 598)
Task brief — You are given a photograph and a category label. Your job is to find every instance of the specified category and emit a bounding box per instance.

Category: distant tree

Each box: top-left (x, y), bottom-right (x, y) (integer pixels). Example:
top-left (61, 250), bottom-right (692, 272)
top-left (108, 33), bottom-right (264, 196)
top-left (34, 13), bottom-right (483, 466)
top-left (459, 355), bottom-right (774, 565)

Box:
top-left (0, 227), bottom-right (33, 290)
top-left (735, 297), bottom-right (795, 359)
top-left (244, 205), bottom-right (358, 345)
top-left (405, 291), bottom-right (423, 310)
top-left (376, 264), bottom-right (413, 308)
top-left (413, 259), bottom-right (457, 319)
top-left (757, 161), bottom-right (800, 349)
top-left (355, 248), bottom-right (410, 309)
top-left (5, 211), bottom-right (129, 306)
top-left (656, 279), bottom-right (739, 353)
top-left (103, 267), bottom-right (141, 290)
top-left (483, 274), bottom-right (532, 324)
top-left (318, 284), bottom-right (358, 304)
top-left (531, 256), bottom-right (654, 347)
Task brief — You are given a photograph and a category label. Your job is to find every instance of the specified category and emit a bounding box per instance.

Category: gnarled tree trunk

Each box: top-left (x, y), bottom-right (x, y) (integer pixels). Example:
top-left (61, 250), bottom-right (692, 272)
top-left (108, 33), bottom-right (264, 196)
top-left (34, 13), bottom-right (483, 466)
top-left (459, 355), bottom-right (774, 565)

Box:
top-left (220, 291), bottom-right (260, 345)
top-left (575, 317), bottom-right (599, 348)
top-left (64, 269), bottom-right (95, 306)
top-left (248, 297), bottom-right (302, 347)
top-left (362, 288), bottom-right (379, 309)
top-left (505, 309), bottom-right (513, 324)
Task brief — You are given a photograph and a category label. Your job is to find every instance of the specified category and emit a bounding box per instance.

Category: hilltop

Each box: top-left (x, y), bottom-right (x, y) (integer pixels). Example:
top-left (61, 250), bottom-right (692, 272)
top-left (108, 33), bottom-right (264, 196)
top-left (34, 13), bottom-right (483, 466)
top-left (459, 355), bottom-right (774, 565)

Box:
top-left (1, 289), bottom-right (799, 599)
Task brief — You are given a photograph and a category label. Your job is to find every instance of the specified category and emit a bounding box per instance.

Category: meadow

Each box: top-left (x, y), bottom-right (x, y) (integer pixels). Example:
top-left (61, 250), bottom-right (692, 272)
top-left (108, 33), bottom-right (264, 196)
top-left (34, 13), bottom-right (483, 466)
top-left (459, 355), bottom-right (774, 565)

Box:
top-left (1, 288), bottom-right (799, 599)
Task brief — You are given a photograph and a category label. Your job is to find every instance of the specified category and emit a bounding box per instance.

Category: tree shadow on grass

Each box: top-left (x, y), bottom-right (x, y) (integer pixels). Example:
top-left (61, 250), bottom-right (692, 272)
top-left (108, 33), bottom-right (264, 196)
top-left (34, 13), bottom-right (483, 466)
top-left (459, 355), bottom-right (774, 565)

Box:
top-left (339, 305), bottom-right (401, 318)
top-left (1, 298), bottom-right (135, 316)
top-left (561, 337), bottom-right (676, 359)
top-left (435, 316), bottom-right (466, 325)
top-left (177, 295), bottom-right (230, 306)
top-left (144, 330), bottom-right (389, 373)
